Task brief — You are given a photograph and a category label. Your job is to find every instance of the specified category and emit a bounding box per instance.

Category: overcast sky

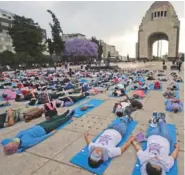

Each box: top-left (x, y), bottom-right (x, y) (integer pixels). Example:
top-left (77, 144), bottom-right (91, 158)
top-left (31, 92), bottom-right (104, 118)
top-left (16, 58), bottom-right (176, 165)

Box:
top-left (0, 1), bottom-right (184, 57)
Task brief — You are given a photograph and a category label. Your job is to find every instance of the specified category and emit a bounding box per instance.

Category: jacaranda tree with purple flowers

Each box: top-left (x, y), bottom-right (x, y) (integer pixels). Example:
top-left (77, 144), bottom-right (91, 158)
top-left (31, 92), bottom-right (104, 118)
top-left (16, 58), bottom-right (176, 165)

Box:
top-left (64, 38), bottom-right (98, 62)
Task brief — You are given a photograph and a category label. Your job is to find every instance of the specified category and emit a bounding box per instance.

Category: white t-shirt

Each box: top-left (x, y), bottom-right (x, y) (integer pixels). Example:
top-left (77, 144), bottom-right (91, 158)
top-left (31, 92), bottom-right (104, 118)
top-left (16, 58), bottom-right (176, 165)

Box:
top-left (137, 135), bottom-right (174, 172)
top-left (88, 129), bottom-right (122, 161)
top-left (115, 102), bottom-right (130, 113)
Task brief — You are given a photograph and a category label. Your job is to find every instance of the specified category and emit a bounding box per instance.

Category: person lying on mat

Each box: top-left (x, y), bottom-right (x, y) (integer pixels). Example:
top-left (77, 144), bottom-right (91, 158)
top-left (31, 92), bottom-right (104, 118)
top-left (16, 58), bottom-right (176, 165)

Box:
top-left (113, 97), bottom-right (143, 117)
top-left (173, 76), bottom-right (183, 83)
top-left (28, 86), bottom-right (49, 106)
top-left (165, 98), bottom-right (183, 113)
top-left (0, 101), bottom-right (10, 107)
top-left (157, 76), bottom-right (168, 81)
top-left (147, 75), bottom-right (155, 80)
top-left (168, 82), bottom-right (178, 91)
top-left (2, 109), bottom-right (75, 155)
top-left (84, 116), bottom-right (135, 168)
top-left (0, 107), bottom-right (43, 128)
top-left (163, 88), bottom-right (176, 99)
top-left (131, 116), bottom-right (179, 175)
top-left (55, 93), bottom-right (86, 108)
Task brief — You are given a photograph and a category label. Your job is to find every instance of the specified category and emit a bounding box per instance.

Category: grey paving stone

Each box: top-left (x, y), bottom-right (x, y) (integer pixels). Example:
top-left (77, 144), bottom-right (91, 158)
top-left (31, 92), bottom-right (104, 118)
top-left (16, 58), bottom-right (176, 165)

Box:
top-left (53, 134), bottom-right (94, 166)
top-left (27, 130), bottom-right (82, 159)
top-left (32, 160), bottom-right (92, 175)
top-left (64, 114), bottom-right (103, 133)
top-left (0, 149), bottom-right (49, 175)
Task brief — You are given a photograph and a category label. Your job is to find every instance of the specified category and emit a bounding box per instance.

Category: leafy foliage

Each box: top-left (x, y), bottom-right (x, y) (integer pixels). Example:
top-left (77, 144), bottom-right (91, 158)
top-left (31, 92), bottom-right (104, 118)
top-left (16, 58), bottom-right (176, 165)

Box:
top-left (8, 15), bottom-right (45, 57)
top-left (46, 38), bottom-right (55, 56)
top-left (64, 38), bottom-right (98, 62)
top-left (91, 37), bottom-right (103, 60)
top-left (47, 10), bottom-right (65, 56)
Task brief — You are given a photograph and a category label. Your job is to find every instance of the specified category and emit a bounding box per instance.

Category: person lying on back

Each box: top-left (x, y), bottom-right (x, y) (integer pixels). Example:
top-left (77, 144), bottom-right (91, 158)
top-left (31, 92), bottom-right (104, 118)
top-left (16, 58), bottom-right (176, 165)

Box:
top-left (131, 116), bottom-right (179, 175)
top-left (84, 116), bottom-right (135, 168)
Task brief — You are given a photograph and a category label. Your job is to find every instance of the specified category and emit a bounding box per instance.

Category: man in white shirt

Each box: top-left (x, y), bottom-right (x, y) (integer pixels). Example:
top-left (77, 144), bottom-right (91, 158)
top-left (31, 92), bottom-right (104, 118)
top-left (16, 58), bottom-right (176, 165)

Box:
top-left (84, 116), bottom-right (135, 168)
top-left (131, 118), bottom-right (179, 175)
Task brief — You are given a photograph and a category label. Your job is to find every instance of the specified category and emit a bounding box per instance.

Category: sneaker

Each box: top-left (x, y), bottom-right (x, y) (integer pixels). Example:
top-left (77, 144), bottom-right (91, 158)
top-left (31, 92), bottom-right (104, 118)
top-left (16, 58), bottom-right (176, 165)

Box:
top-left (156, 112), bottom-right (166, 123)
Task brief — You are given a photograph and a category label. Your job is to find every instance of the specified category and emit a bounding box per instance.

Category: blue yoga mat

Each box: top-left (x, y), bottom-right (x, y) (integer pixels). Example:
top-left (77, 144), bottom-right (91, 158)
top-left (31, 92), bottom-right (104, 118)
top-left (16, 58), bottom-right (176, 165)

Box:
top-left (73, 99), bottom-right (104, 118)
top-left (70, 118), bottom-right (137, 175)
top-left (175, 83), bottom-right (180, 91)
top-left (175, 91), bottom-right (180, 99)
top-left (131, 124), bottom-right (178, 175)
top-left (149, 83), bottom-right (163, 91)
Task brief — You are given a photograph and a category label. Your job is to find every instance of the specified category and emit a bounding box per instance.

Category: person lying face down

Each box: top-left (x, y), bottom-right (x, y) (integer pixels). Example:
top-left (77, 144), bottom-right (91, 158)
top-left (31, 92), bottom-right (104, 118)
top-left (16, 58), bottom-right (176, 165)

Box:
top-left (165, 98), bottom-right (183, 113)
top-left (131, 117), bottom-right (179, 175)
top-left (84, 116), bottom-right (135, 168)
top-left (2, 109), bottom-right (74, 155)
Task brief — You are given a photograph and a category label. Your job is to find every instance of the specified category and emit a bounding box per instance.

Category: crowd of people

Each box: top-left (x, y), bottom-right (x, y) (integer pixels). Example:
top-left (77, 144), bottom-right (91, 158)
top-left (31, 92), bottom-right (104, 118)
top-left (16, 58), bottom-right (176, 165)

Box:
top-left (0, 65), bottom-right (183, 175)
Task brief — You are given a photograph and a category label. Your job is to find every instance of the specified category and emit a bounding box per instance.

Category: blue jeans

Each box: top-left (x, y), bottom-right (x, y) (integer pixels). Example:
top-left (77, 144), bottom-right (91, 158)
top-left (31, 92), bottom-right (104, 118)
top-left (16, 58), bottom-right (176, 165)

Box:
top-left (147, 121), bottom-right (172, 145)
top-left (107, 117), bottom-right (130, 137)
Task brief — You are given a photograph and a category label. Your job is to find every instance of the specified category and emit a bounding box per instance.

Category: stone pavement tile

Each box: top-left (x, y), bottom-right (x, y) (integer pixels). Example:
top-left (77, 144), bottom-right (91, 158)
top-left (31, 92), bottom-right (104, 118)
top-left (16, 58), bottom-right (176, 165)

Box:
top-left (100, 99), bottom-right (120, 107)
top-left (166, 112), bottom-right (184, 127)
top-left (143, 95), bottom-right (166, 112)
top-left (64, 114), bottom-right (103, 133)
top-left (176, 126), bottom-right (184, 151)
top-left (27, 129), bottom-right (82, 159)
top-left (131, 123), bottom-right (148, 135)
top-left (104, 146), bottom-right (136, 175)
top-left (88, 115), bottom-right (115, 136)
top-left (0, 149), bottom-right (49, 175)
top-left (177, 151), bottom-right (184, 175)
top-left (132, 110), bottom-right (153, 125)
top-left (33, 160), bottom-right (92, 175)
top-left (87, 105), bottom-right (115, 118)
top-left (53, 134), bottom-right (94, 167)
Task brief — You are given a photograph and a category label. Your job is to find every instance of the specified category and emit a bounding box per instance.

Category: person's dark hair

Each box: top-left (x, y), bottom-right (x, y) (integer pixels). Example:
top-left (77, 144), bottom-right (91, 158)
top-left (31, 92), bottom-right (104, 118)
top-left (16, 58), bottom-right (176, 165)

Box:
top-left (88, 156), bottom-right (103, 168)
top-left (113, 92), bottom-right (118, 96)
top-left (174, 108), bottom-right (179, 113)
top-left (56, 103), bottom-right (61, 108)
top-left (116, 111), bottom-right (124, 117)
top-left (146, 162), bottom-right (162, 175)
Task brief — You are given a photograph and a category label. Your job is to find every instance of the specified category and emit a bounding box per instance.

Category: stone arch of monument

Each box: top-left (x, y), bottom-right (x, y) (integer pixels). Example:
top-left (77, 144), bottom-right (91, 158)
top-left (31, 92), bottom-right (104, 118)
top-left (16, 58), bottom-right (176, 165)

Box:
top-left (136, 1), bottom-right (180, 60)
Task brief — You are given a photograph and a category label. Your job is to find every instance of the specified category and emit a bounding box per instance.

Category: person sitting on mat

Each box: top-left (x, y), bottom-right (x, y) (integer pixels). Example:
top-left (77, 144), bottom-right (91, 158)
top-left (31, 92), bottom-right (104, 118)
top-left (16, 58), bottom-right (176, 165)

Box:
top-left (84, 116), bottom-right (135, 168)
top-left (55, 93), bottom-right (86, 108)
top-left (2, 109), bottom-right (75, 155)
top-left (131, 116), bottom-right (179, 175)
top-left (163, 88), bottom-right (176, 99)
top-left (165, 98), bottom-right (183, 113)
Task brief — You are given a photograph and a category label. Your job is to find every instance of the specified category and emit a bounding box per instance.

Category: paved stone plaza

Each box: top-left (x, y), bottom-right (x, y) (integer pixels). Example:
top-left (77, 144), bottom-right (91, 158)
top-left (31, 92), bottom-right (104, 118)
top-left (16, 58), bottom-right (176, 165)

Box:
top-left (0, 62), bottom-right (184, 175)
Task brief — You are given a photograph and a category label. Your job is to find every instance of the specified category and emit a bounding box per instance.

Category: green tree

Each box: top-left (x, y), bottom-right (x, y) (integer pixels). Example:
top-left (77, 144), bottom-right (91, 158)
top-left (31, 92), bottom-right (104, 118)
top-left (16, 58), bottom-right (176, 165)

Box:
top-left (9, 15), bottom-right (44, 57)
top-left (46, 38), bottom-right (55, 56)
top-left (0, 51), bottom-right (15, 65)
top-left (91, 37), bottom-right (103, 60)
top-left (47, 10), bottom-right (65, 61)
